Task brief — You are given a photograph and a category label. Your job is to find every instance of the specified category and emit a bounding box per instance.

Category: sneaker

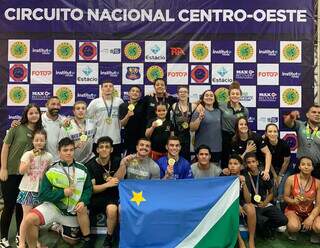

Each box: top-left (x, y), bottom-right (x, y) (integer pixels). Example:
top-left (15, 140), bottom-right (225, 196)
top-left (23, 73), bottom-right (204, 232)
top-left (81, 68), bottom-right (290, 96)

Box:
top-left (277, 225), bottom-right (287, 233)
top-left (81, 238), bottom-right (94, 248)
top-left (288, 233), bottom-right (297, 241)
top-left (103, 234), bottom-right (113, 248)
top-left (0, 238), bottom-right (10, 248)
top-left (310, 234), bottom-right (320, 244)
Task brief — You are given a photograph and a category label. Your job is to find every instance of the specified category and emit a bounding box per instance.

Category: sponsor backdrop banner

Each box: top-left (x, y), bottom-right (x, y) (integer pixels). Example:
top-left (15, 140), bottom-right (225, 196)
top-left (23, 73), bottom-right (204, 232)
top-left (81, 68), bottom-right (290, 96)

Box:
top-left (0, 0), bottom-right (314, 154)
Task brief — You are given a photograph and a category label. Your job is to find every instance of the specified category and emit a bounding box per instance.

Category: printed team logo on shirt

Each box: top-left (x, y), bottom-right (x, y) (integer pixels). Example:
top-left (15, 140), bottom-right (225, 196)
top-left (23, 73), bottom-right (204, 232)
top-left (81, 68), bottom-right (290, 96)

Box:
top-left (7, 84), bottom-right (29, 106)
top-left (124, 42), bottom-right (142, 60)
top-left (79, 41), bottom-right (97, 61)
top-left (8, 40), bottom-right (30, 61)
top-left (214, 87), bottom-right (229, 103)
top-left (146, 65), bottom-right (164, 83)
top-left (9, 64), bottom-right (28, 82)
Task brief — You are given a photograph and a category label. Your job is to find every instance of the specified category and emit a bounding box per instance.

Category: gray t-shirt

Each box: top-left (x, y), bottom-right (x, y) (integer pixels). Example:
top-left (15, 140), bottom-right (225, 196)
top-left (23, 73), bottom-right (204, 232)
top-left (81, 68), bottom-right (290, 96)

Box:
top-left (193, 108), bottom-right (222, 152)
top-left (294, 120), bottom-right (320, 164)
top-left (126, 157), bottom-right (160, 179)
top-left (219, 102), bottom-right (249, 133)
top-left (191, 162), bottom-right (222, 178)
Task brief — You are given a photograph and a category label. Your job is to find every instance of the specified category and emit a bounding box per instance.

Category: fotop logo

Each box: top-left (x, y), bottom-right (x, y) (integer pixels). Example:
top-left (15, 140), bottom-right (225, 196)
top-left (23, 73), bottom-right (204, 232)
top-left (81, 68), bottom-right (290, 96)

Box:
top-left (167, 71), bottom-right (187, 77)
top-left (170, 47), bottom-right (185, 56)
top-left (32, 70), bottom-right (52, 76)
top-left (258, 71), bottom-right (278, 77)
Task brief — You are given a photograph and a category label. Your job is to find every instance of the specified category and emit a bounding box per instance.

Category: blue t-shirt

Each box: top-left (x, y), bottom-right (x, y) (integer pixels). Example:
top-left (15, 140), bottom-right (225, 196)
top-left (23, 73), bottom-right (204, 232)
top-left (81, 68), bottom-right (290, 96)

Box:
top-left (157, 156), bottom-right (193, 179)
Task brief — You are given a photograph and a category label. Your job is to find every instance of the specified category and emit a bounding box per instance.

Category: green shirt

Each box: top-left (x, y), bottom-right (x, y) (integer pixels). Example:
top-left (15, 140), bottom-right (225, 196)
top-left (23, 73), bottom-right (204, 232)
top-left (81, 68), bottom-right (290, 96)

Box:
top-left (4, 125), bottom-right (33, 175)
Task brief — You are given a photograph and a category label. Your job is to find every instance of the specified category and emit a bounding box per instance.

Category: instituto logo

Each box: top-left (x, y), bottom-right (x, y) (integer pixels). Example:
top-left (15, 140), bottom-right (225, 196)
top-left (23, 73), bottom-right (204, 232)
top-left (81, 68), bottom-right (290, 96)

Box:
top-left (192, 43), bottom-right (209, 61)
top-left (9, 86), bottom-right (27, 104)
top-left (147, 65), bottom-right (164, 83)
top-left (283, 43), bottom-right (300, 61)
top-left (236, 43), bottom-right (254, 60)
top-left (212, 49), bottom-right (232, 56)
top-left (214, 88), bottom-right (229, 103)
top-left (77, 93), bottom-right (97, 100)
top-left (258, 49), bottom-right (278, 56)
top-left (57, 42), bottom-right (74, 60)
top-left (10, 41), bottom-right (28, 59)
top-left (32, 48), bottom-right (52, 55)
top-left (282, 88), bottom-right (299, 105)
top-left (56, 87), bottom-right (73, 104)
top-left (281, 71), bottom-right (301, 79)
top-left (124, 42), bottom-right (142, 60)
top-left (101, 70), bottom-right (120, 78)
top-left (56, 70), bottom-right (75, 77)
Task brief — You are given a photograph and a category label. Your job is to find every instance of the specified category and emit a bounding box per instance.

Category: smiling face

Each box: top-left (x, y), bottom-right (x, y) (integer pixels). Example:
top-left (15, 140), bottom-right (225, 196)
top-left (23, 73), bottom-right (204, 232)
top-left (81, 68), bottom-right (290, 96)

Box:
top-left (136, 140), bottom-right (151, 157)
top-left (229, 88), bottom-right (241, 104)
top-left (155, 104), bottom-right (167, 119)
top-left (128, 86), bottom-right (141, 101)
top-left (177, 87), bottom-right (189, 102)
top-left (265, 124), bottom-right (278, 143)
top-left (298, 157), bottom-right (313, 175)
top-left (73, 103), bottom-right (87, 120)
top-left (203, 90), bottom-right (215, 106)
top-left (237, 118), bottom-right (249, 135)
top-left (27, 107), bottom-right (41, 124)
top-left (33, 133), bottom-right (46, 151)
top-left (307, 106), bottom-right (320, 125)
top-left (166, 139), bottom-right (181, 157)
top-left (47, 98), bottom-right (61, 116)
top-left (97, 142), bottom-right (113, 159)
top-left (154, 79), bottom-right (166, 95)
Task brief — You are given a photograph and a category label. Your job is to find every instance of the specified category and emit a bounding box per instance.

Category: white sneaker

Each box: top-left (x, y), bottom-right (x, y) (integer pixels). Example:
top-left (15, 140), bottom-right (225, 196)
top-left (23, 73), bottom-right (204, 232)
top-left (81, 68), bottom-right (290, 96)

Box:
top-left (277, 225), bottom-right (286, 233)
top-left (0, 238), bottom-right (10, 248)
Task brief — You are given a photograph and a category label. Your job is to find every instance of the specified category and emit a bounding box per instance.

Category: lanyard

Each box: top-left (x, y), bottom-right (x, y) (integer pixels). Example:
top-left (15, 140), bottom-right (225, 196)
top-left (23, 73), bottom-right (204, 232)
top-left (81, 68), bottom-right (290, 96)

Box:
top-left (59, 162), bottom-right (75, 186)
top-left (74, 119), bottom-right (86, 134)
top-left (248, 173), bottom-right (259, 196)
top-left (103, 97), bottom-right (113, 118)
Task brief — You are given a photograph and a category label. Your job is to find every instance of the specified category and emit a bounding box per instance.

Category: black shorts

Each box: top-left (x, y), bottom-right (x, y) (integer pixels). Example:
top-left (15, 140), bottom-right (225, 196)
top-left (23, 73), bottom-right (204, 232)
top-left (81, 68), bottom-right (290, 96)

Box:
top-left (89, 197), bottom-right (119, 214)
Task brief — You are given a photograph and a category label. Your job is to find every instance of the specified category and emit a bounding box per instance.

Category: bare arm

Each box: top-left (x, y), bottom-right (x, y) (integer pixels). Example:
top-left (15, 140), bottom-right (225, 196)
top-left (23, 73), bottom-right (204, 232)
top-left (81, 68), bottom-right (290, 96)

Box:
top-left (19, 161), bottom-right (30, 174)
top-left (283, 110), bottom-right (299, 128)
top-left (145, 121), bottom-right (157, 138)
top-left (92, 178), bottom-right (119, 194)
top-left (283, 176), bottom-right (297, 205)
top-left (0, 144), bottom-right (10, 171)
top-left (120, 111), bottom-right (134, 127)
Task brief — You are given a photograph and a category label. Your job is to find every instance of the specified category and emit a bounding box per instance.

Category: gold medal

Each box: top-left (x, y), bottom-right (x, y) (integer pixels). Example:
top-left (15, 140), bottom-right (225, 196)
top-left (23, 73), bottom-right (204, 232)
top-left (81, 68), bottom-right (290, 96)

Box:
top-left (103, 172), bottom-right (110, 181)
top-left (168, 158), bottom-right (176, 166)
top-left (181, 122), bottom-right (189, 129)
top-left (254, 194), bottom-right (261, 203)
top-left (128, 104), bottom-right (135, 111)
top-left (131, 159), bottom-right (139, 166)
top-left (155, 119), bottom-right (163, 127)
top-left (79, 134), bottom-right (87, 142)
top-left (33, 150), bottom-right (40, 156)
top-left (106, 117), bottom-right (112, 125)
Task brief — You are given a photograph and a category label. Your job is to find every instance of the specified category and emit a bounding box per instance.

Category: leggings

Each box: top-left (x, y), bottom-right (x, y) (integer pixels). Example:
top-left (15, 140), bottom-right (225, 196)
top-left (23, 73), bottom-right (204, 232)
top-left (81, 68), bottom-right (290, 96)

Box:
top-left (0, 175), bottom-right (23, 239)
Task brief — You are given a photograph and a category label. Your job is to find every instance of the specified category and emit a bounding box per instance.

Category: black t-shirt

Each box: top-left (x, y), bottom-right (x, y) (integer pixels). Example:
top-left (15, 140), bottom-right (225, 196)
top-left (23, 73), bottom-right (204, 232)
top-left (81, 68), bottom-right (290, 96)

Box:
top-left (147, 118), bottom-right (173, 153)
top-left (119, 100), bottom-right (145, 151)
top-left (171, 102), bottom-right (192, 144)
top-left (265, 138), bottom-right (291, 174)
top-left (143, 95), bottom-right (177, 122)
top-left (231, 132), bottom-right (267, 162)
top-left (85, 156), bottom-right (121, 202)
top-left (243, 170), bottom-right (273, 203)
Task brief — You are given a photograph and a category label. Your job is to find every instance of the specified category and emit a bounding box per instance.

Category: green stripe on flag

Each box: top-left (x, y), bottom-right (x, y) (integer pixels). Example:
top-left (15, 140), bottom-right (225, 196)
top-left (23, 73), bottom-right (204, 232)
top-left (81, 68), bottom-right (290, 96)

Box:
top-left (195, 198), bottom-right (239, 248)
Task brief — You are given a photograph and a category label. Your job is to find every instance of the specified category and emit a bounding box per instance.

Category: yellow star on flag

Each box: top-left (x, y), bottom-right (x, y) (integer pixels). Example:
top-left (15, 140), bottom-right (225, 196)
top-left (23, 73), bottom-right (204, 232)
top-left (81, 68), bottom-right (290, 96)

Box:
top-left (130, 191), bottom-right (146, 206)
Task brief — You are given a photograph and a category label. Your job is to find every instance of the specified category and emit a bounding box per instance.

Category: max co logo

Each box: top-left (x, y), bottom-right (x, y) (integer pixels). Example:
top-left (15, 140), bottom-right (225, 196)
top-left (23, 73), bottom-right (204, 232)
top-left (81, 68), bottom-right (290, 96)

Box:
top-left (258, 72), bottom-right (278, 77)
top-left (170, 47), bottom-right (185, 56)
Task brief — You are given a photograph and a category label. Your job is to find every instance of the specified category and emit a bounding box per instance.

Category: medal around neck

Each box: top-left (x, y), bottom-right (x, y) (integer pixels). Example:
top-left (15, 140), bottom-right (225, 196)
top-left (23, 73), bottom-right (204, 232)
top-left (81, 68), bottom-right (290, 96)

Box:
top-left (254, 194), bottom-right (261, 203)
top-left (106, 117), bottom-right (112, 125)
top-left (80, 134), bottom-right (87, 142)
top-left (181, 122), bottom-right (189, 129)
top-left (155, 119), bottom-right (163, 127)
top-left (128, 104), bottom-right (135, 111)
top-left (168, 158), bottom-right (176, 166)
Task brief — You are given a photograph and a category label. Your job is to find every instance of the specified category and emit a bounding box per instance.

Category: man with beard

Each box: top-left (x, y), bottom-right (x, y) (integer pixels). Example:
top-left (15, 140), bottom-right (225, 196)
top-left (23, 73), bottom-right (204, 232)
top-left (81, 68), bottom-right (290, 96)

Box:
top-left (284, 105), bottom-right (320, 178)
top-left (157, 136), bottom-right (192, 179)
top-left (115, 138), bottom-right (160, 180)
top-left (59, 101), bottom-right (96, 164)
top-left (119, 86), bottom-right (145, 155)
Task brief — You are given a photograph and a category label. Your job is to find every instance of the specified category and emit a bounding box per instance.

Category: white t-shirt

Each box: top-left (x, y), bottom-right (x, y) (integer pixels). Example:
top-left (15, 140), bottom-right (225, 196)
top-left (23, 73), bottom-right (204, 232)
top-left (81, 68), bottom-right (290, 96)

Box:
top-left (87, 97), bottom-right (123, 144)
top-left (42, 113), bottom-right (65, 161)
top-left (58, 119), bottom-right (96, 163)
top-left (19, 150), bottom-right (53, 192)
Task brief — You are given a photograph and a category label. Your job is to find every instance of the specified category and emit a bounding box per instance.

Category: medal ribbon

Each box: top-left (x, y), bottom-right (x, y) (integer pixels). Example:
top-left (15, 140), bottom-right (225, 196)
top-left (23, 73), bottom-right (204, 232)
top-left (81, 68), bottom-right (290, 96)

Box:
top-left (298, 175), bottom-right (311, 195)
top-left (305, 124), bottom-right (319, 141)
top-left (74, 119), bottom-right (86, 135)
top-left (103, 97), bottom-right (113, 119)
top-left (248, 173), bottom-right (259, 196)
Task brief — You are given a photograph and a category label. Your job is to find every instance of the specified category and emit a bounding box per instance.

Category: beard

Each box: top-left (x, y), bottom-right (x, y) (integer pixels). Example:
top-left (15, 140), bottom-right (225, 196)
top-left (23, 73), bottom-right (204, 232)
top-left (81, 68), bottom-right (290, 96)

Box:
top-left (48, 108), bottom-right (60, 116)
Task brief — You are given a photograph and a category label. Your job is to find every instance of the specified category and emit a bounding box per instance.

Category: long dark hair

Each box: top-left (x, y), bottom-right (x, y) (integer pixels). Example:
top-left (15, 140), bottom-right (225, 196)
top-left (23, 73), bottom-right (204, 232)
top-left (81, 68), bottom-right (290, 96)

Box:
top-left (232, 116), bottom-right (252, 142)
top-left (20, 103), bottom-right (42, 130)
top-left (264, 123), bottom-right (279, 143)
top-left (200, 90), bottom-right (219, 109)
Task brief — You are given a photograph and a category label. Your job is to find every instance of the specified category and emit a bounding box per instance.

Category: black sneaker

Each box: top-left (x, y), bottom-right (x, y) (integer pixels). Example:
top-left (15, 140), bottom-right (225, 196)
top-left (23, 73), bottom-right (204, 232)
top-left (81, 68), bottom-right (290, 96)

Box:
top-left (82, 238), bottom-right (94, 248)
top-left (102, 234), bottom-right (113, 248)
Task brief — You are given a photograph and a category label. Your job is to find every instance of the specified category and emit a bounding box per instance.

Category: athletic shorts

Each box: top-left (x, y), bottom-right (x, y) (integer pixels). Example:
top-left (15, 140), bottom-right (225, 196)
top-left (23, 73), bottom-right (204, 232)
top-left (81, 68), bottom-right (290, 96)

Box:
top-left (31, 202), bottom-right (81, 240)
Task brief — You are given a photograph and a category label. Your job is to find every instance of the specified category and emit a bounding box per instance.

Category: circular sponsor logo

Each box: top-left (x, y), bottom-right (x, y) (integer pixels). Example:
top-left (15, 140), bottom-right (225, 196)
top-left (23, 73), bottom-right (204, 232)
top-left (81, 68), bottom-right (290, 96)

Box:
top-left (146, 65), bottom-right (164, 83)
top-left (192, 43), bottom-right (209, 61)
top-left (10, 41), bottom-right (28, 59)
top-left (9, 86), bottom-right (27, 104)
top-left (236, 43), bottom-right (254, 60)
top-left (124, 42), bottom-right (142, 60)
top-left (9, 64), bottom-right (27, 81)
top-left (191, 65), bottom-right (208, 83)
top-left (283, 43), bottom-right (300, 61)
top-left (282, 133), bottom-right (297, 151)
top-left (56, 87), bottom-right (73, 104)
top-left (79, 42), bottom-right (97, 60)
top-left (282, 88), bottom-right (299, 105)
top-left (214, 87), bottom-right (229, 103)
top-left (57, 42), bottom-right (74, 60)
